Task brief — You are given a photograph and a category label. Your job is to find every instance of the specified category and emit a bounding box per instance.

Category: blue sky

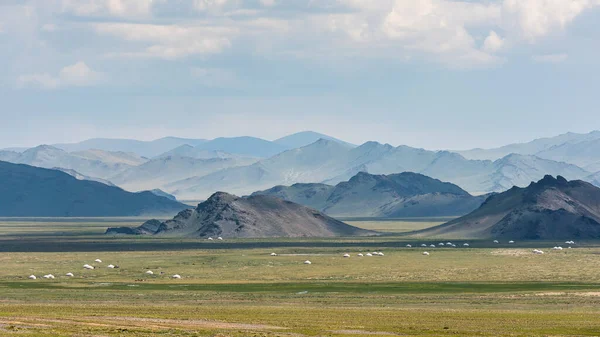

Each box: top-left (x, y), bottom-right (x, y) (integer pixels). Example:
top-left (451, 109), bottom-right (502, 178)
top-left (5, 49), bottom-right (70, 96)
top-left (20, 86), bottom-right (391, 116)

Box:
top-left (1, 0), bottom-right (600, 150)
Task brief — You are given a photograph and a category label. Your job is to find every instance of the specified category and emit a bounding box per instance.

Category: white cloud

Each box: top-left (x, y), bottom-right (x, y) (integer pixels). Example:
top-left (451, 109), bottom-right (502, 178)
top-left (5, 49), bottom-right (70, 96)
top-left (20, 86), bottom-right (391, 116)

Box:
top-left (483, 31), bottom-right (505, 53)
top-left (379, 0), bottom-right (502, 66)
top-left (61, 0), bottom-right (154, 17)
top-left (531, 53), bottom-right (568, 63)
top-left (5, 0), bottom-right (599, 74)
top-left (59, 62), bottom-right (104, 86)
top-left (95, 23), bottom-right (234, 59)
top-left (502, 0), bottom-right (600, 40)
top-left (17, 62), bottom-right (104, 89)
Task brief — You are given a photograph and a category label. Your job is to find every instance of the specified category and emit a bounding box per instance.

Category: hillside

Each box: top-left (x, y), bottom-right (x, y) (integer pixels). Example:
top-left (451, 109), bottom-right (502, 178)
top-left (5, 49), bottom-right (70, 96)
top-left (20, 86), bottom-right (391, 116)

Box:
top-left (0, 161), bottom-right (188, 217)
top-left (107, 192), bottom-right (373, 238)
top-left (252, 183), bottom-right (335, 211)
top-left (253, 172), bottom-right (487, 217)
top-left (412, 175), bottom-right (600, 240)
top-left (54, 167), bottom-right (116, 186)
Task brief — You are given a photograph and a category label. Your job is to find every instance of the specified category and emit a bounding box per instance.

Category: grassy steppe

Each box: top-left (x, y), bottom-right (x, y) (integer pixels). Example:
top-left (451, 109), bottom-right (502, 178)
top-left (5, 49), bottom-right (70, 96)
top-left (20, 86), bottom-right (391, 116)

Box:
top-left (0, 218), bottom-right (599, 336)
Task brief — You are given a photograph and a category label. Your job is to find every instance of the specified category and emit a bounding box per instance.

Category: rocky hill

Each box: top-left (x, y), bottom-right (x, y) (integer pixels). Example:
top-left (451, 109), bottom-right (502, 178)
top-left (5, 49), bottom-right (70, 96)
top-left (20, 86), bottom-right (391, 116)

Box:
top-left (252, 172), bottom-right (487, 217)
top-left (107, 192), bottom-right (374, 238)
top-left (412, 175), bottom-right (600, 240)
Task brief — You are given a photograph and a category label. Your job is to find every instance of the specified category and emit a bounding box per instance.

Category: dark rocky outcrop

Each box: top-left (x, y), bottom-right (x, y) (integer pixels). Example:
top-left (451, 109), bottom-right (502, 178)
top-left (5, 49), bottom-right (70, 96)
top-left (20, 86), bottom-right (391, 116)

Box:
top-left (412, 175), bottom-right (600, 240)
top-left (107, 192), bottom-right (375, 238)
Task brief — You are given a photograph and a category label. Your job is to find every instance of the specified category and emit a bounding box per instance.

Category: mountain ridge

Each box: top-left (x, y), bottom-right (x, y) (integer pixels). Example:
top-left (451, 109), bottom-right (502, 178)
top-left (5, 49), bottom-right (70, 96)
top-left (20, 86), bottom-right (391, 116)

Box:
top-left (0, 161), bottom-right (188, 217)
top-left (252, 171), bottom-right (487, 217)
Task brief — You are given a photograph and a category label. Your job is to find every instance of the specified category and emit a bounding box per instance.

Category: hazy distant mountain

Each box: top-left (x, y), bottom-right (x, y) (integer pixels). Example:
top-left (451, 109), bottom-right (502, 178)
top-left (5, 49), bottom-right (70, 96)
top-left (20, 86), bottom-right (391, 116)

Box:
top-left (167, 139), bottom-right (591, 200)
top-left (166, 163), bottom-right (276, 200)
top-left (454, 154), bottom-right (590, 193)
top-left (54, 167), bottom-right (116, 186)
top-left (111, 155), bottom-right (258, 192)
top-left (53, 137), bottom-right (207, 157)
top-left (253, 172), bottom-right (487, 217)
top-left (107, 192), bottom-right (373, 238)
top-left (154, 145), bottom-right (260, 163)
top-left (2, 145), bottom-right (138, 179)
top-left (167, 139), bottom-right (352, 199)
top-left (72, 149), bottom-right (147, 166)
top-left (413, 175), bottom-right (600, 240)
top-left (274, 131), bottom-right (356, 149)
top-left (8, 131), bottom-right (352, 159)
top-left (458, 131), bottom-right (600, 162)
top-left (192, 137), bottom-right (289, 158)
top-left (0, 161), bottom-right (187, 217)
top-left (0, 150), bottom-right (21, 162)
top-left (149, 189), bottom-right (177, 201)
top-left (587, 172), bottom-right (600, 187)
top-left (533, 138), bottom-right (600, 172)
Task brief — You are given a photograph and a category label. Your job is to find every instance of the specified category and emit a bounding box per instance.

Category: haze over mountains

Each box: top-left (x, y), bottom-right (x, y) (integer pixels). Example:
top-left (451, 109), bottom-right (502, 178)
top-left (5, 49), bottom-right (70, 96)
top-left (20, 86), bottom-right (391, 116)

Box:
top-left (0, 145), bottom-right (146, 179)
top-left (458, 131), bottom-right (600, 171)
top-left (8, 131), bottom-right (350, 158)
top-left (415, 176), bottom-right (600, 240)
top-left (167, 139), bottom-right (591, 199)
top-left (2, 130), bottom-right (600, 201)
top-left (252, 172), bottom-right (487, 217)
top-left (110, 155), bottom-right (258, 192)
top-left (52, 137), bottom-right (208, 158)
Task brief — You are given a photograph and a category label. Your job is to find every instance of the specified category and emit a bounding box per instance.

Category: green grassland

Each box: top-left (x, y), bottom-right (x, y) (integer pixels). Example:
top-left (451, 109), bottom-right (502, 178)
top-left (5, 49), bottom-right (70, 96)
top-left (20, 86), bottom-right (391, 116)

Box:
top-left (0, 218), bottom-right (599, 336)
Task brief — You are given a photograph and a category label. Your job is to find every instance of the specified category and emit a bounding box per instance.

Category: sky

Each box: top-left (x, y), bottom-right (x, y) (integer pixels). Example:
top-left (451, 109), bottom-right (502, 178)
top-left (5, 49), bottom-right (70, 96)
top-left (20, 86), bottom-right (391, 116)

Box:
top-left (1, 0), bottom-right (600, 150)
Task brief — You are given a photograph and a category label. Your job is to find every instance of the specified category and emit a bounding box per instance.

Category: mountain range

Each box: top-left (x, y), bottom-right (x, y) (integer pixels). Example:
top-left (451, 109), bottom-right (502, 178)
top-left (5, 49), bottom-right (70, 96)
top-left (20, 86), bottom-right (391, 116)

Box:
top-left (109, 155), bottom-right (258, 192)
top-left (2, 130), bottom-right (599, 201)
top-left (167, 139), bottom-right (591, 200)
top-left (52, 137), bottom-right (208, 158)
top-left (414, 175), bottom-right (600, 240)
top-left (458, 131), bottom-right (600, 172)
top-left (106, 192), bottom-right (372, 238)
top-left (252, 172), bottom-right (487, 217)
top-left (6, 131), bottom-right (351, 159)
top-left (0, 161), bottom-right (187, 217)
top-left (0, 145), bottom-right (146, 179)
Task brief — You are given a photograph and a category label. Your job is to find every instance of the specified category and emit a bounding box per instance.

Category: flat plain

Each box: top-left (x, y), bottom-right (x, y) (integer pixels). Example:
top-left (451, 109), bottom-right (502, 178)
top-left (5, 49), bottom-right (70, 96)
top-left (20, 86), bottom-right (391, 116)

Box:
top-left (0, 218), bottom-right (599, 337)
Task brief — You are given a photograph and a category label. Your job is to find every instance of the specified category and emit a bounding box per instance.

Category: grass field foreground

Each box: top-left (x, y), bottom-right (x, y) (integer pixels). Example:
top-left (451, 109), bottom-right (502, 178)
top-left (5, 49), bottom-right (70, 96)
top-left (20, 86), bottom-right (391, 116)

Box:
top-left (0, 218), bottom-right (599, 336)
